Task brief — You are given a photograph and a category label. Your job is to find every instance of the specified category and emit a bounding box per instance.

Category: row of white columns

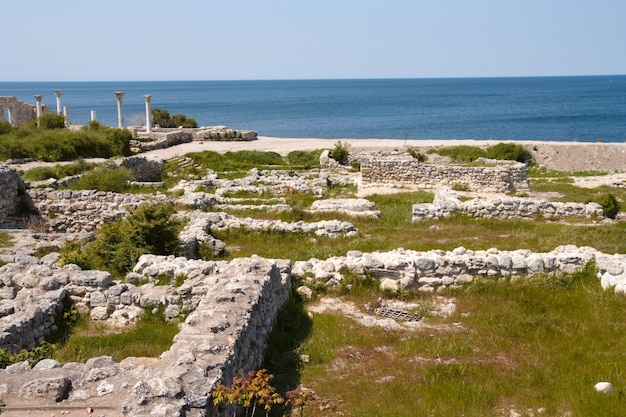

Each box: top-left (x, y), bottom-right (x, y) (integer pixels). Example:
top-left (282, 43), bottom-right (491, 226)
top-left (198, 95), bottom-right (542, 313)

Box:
top-left (33, 91), bottom-right (153, 132)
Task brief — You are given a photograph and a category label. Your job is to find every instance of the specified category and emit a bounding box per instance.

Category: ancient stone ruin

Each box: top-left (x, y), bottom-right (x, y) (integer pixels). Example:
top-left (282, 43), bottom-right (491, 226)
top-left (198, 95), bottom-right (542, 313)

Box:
top-left (360, 156), bottom-right (529, 193)
top-left (0, 97), bottom-right (37, 125)
top-left (0, 255), bottom-right (290, 416)
top-left (0, 144), bottom-right (623, 415)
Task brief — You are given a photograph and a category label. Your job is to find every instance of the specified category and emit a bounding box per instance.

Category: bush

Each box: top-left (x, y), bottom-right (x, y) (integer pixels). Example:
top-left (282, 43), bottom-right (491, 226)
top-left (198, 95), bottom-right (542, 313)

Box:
top-left (0, 122), bottom-right (131, 162)
top-left (431, 145), bottom-right (486, 163)
top-left (486, 143), bottom-right (533, 163)
top-left (66, 203), bottom-right (183, 278)
top-left (597, 193), bottom-right (620, 219)
top-left (32, 113), bottom-right (66, 129)
top-left (407, 147), bottom-right (428, 162)
top-left (330, 141), bottom-right (350, 165)
top-left (287, 150), bottom-right (322, 168)
top-left (152, 108), bottom-right (198, 128)
top-left (0, 120), bottom-right (12, 135)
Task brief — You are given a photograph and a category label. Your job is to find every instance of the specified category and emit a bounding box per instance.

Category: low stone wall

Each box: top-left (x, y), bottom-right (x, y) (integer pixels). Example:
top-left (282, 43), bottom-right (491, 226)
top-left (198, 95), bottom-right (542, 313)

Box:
top-left (131, 129), bottom-right (193, 150)
top-left (412, 187), bottom-right (604, 221)
top-left (0, 256), bottom-right (291, 416)
top-left (120, 156), bottom-right (164, 182)
top-left (27, 188), bottom-right (163, 233)
top-left (192, 126), bottom-right (258, 141)
top-left (0, 164), bottom-right (29, 224)
top-left (360, 158), bottom-right (529, 193)
top-left (294, 245), bottom-right (626, 294)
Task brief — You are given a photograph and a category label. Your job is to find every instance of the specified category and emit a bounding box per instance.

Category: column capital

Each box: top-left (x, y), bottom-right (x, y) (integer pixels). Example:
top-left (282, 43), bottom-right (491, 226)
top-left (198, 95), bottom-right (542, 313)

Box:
top-left (34, 95), bottom-right (43, 101)
top-left (144, 94), bottom-right (152, 101)
top-left (54, 89), bottom-right (62, 97)
top-left (114, 91), bottom-right (125, 99)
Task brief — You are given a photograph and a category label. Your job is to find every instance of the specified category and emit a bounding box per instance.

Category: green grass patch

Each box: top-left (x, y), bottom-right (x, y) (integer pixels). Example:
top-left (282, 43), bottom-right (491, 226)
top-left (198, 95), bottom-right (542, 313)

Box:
top-left (52, 309), bottom-right (179, 363)
top-left (187, 150), bottom-right (287, 172)
top-left (23, 159), bottom-right (96, 181)
top-left (279, 263), bottom-right (626, 416)
top-left (0, 231), bottom-right (13, 248)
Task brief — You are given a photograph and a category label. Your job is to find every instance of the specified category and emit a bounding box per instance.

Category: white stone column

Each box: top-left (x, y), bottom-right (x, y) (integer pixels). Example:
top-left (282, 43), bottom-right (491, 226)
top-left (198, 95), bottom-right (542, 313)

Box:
top-left (54, 89), bottom-right (63, 114)
top-left (91, 110), bottom-right (97, 122)
top-left (63, 106), bottom-right (70, 126)
top-left (34, 95), bottom-right (43, 127)
top-left (6, 107), bottom-right (14, 125)
top-left (114, 91), bottom-right (125, 128)
top-left (144, 94), bottom-right (152, 133)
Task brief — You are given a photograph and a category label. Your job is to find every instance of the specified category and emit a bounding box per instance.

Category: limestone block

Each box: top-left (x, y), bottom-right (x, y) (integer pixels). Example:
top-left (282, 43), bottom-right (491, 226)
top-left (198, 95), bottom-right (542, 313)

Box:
top-left (18, 376), bottom-right (71, 402)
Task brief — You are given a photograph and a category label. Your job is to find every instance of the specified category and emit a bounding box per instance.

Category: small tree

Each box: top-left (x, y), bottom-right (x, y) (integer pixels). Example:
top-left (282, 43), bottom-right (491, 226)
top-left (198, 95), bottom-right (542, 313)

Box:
top-left (330, 141), bottom-right (350, 165)
top-left (597, 193), bottom-right (620, 219)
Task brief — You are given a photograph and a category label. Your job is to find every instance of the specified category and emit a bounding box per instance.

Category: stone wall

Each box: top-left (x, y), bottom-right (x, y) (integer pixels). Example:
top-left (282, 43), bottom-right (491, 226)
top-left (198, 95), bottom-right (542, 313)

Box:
top-left (294, 245), bottom-right (626, 294)
top-left (412, 187), bottom-right (604, 221)
top-left (360, 158), bottom-right (530, 193)
top-left (0, 96), bottom-right (37, 125)
top-left (0, 255), bottom-right (291, 416)
top-left (26, 188), bottom-right (163, 233)
top-left (192, 126), bottom-right (258, 141)
top-left (0, 164), bottom-right (30, 224)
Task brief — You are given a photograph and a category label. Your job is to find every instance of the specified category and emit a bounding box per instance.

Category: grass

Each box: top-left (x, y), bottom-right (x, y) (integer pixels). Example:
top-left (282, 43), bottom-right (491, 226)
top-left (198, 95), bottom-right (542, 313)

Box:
top-left (264, 263), bottom-right (626, 416)
top-left (52, 309), bottom-right (180, 363)
top-left (0, 231), bottom-right (13, 248)
top-left (213, 190), bottom-right (626, 260)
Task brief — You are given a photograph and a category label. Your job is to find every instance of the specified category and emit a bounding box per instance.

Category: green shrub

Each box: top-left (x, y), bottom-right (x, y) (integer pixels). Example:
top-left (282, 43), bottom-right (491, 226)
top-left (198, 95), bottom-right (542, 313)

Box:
top-left (0, 121), bottom-right (12, 135)
top-left (486, 143), bottom-right (533, 163)
top-left (0, 342), bottom-right (56, 368)
top-left (597, 193), bottom-right (620, 219)
top-left (68, 165), bottom-right (133, 192)
top-left (152, 108), bottom-right (198, 128)
top-left (330, 141), bottom-right (350, 165)
top-left (69, 203), bottom-right (183, 278)
top-left (287, 150), bottom-right (322, 168)
top-left (407, 147), bottom-right (428, 162)
top-left (33, 113), bottom-right (66, 129)
top-left (0, 122), bottom-right (131, 162)
top-left (431, 145), bottom-right (486, 163)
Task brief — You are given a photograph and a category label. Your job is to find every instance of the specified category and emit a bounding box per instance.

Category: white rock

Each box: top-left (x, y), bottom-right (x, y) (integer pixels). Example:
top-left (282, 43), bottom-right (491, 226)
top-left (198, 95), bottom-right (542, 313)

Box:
top-left (594, 382), bottom-right (613, 393)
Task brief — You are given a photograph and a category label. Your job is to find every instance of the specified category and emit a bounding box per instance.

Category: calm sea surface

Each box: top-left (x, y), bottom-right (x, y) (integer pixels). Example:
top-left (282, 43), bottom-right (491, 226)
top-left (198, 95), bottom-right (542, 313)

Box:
top-left (1, 76), bottom-right (624, 142)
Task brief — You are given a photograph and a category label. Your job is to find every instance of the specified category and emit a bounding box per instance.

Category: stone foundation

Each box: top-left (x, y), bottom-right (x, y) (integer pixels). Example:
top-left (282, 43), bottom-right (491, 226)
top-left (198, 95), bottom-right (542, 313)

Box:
top-left (361, 157), bottom-right (529, 193)
top-left (412, 187), bottom-right (604, 221)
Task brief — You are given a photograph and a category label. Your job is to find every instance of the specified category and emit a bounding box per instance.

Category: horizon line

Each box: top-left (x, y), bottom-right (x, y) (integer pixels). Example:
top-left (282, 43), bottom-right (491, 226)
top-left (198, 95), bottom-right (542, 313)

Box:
top-left (1, 73), bottom-right (625, 84)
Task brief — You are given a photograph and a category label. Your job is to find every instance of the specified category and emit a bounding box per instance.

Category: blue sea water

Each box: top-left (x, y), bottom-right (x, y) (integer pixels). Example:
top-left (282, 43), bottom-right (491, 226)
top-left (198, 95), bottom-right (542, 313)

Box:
top-left (1, 76), bottom-right (624, 142)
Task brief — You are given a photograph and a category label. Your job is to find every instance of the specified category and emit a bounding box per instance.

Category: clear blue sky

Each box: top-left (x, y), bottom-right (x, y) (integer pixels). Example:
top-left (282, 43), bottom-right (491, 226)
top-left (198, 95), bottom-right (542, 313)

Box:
top-left (2, 0), bottom-right (625, 81)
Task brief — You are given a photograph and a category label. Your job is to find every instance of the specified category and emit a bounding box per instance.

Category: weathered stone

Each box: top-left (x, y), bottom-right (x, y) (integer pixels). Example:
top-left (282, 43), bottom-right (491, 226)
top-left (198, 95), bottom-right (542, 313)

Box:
top-left (18, 376), bottom-right (72, 402)
top-left (33, 358), bottom-right (61, 370)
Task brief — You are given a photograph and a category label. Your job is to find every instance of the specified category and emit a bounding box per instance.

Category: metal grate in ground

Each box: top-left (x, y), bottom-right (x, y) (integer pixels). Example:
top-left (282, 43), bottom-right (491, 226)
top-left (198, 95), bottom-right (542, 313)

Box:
top-left (375, 307), bottom-right (421, 322)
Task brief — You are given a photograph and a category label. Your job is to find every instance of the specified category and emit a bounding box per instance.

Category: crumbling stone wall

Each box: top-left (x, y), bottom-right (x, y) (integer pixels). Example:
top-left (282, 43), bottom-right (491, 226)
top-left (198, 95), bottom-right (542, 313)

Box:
top-left (294, 245), bottom-right (626, 294)
top-left (360, 158), bottom-right (529, 193)
top-left (0, 164), bottom-right (31, 225)
top-left (27, 188), bottom-right (164, 233)
top-left (412, 187), bottom-right (604, 221)
top-left (0, 96), bottom-right (36, 125)
top-left (0, 256), bottom-right (291, 416)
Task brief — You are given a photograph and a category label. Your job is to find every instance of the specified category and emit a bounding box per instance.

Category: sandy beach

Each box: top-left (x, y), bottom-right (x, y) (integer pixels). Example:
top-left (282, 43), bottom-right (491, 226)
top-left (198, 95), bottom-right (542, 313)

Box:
top-left (140, 136), bottom-right (626, 173)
